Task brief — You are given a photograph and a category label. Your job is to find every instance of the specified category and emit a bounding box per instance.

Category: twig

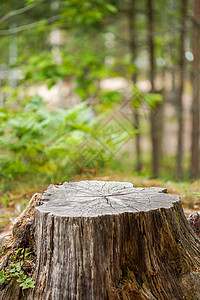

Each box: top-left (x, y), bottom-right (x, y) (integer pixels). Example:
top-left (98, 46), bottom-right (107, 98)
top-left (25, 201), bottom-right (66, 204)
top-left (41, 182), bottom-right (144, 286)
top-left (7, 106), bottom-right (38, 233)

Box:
top-left (0, 15), bottom-right (61, 35)
top-left (0, 0), bottom-right (45, 26)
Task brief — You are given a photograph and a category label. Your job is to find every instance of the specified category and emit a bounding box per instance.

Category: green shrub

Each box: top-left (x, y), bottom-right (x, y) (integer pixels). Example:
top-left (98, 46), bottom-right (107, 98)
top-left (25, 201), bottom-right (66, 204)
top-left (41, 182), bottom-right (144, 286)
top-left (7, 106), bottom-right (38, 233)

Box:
top-left (0, 95), bottom-right (105, 184)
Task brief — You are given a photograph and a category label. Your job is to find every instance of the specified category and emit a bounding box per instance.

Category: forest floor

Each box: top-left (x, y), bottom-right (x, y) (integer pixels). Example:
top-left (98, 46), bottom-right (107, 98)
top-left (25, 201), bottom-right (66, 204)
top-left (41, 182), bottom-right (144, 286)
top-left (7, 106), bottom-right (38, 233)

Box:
top-left (0, 170), bottom-right (199, 234)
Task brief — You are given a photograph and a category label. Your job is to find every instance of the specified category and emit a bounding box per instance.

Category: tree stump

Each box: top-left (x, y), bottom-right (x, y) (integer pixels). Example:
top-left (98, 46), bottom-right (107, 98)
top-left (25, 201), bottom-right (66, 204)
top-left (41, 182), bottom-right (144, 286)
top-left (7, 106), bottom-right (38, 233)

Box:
top-left (1, 180), bottom-right (200, 299)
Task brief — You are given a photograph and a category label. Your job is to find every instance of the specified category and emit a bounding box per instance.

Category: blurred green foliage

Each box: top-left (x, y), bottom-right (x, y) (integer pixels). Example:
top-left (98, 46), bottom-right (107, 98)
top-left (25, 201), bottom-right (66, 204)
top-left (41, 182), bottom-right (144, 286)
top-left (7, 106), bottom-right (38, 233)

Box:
top-left (0, 94), bottom-right (136, 189)
top-left (0, 96), bottom-right (100, 183)
top-left (0, 0), bottom-right (167, 192)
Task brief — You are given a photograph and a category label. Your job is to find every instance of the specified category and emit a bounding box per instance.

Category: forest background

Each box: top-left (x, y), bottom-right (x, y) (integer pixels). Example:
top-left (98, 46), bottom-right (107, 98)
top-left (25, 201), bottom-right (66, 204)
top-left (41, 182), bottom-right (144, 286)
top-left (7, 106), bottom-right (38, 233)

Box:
top-left (0, 0), bottom-right (200, 231)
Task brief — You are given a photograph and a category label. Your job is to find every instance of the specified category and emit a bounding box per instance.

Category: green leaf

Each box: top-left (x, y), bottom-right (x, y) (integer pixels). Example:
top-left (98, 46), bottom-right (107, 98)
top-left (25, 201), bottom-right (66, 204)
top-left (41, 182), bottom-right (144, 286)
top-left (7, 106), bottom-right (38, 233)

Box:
top-left (26, 278), bottom-right (33, 283)
top-left (28, 281), bottom-right (35, 288)
top-left (10, 268), bottom-right (16, 273)
top-left (105, 4), bottom-right (117, 13)
top-left (19, 282), bottom-right (28, 289)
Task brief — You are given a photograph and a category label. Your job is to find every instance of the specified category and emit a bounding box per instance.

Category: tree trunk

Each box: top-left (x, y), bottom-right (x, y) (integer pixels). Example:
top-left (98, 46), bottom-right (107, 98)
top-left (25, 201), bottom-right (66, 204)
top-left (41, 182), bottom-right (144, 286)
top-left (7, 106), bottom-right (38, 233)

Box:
top-left (128, 0), bottom-right (142, 173)
top-left (147, 0), bottom-right (162, 178)
top-left (190, 0), bottom-right (200, 180)
top-left (177, 0), bottom-right (187, 180)
top-left (1, 180), bottom-right (200, 299)
top-left (133, 110), bottom-right (142, 172)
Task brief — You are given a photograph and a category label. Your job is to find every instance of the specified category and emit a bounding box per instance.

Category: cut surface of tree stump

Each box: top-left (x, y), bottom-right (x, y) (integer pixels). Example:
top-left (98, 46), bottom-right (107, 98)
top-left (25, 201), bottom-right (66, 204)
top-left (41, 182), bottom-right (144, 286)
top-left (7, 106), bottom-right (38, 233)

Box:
top-left (1, 180), bottom-right (200, 300)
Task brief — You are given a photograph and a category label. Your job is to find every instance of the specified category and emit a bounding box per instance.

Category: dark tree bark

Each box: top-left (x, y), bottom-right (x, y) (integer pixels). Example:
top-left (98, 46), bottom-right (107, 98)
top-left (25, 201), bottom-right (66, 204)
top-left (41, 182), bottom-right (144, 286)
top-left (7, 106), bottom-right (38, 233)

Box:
top-left (177, 0), bottom-right (187, 180)
top-left (133, 111), bottom-right (142, 172)
top-left (190, 0), bottom-right (200, 180)
top-left (147, 0), bottom-right (163, 178)
top-left (1, 180), bottom-right (200, 299)
top-left (128, 0), bottom-right (142, 173)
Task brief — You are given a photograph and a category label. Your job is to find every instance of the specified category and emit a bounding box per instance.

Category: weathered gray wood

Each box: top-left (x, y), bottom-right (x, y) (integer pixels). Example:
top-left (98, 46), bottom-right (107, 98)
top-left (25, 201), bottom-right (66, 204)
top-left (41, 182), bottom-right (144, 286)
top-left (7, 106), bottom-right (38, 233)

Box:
top-left (1, 180), bottom-right (200, 300)
top-left (37, 181), bottom-right (173, 217)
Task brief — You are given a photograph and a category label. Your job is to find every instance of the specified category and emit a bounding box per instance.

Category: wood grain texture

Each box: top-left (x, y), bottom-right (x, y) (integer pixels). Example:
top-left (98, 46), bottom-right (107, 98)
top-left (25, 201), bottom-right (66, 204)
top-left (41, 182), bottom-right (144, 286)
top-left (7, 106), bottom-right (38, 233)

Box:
top-left (36, 180), bottom-right (176, 217)
top-left (1, 180), bottom-right (200, 300)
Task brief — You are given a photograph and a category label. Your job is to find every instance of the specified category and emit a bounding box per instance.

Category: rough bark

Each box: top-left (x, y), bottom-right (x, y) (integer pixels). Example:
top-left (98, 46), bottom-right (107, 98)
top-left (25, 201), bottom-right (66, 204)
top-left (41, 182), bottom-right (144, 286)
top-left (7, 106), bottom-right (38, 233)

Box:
top-left (188, 212), bottom-right (200, 237)
top-left (1, 180), bottom-right (200, 299)
top-left (190, 0), bottom-right (200, 180)
top-left (0, 193), bottom-right (42, 259)
top-left (0, 193), bottom-right (42, 300)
